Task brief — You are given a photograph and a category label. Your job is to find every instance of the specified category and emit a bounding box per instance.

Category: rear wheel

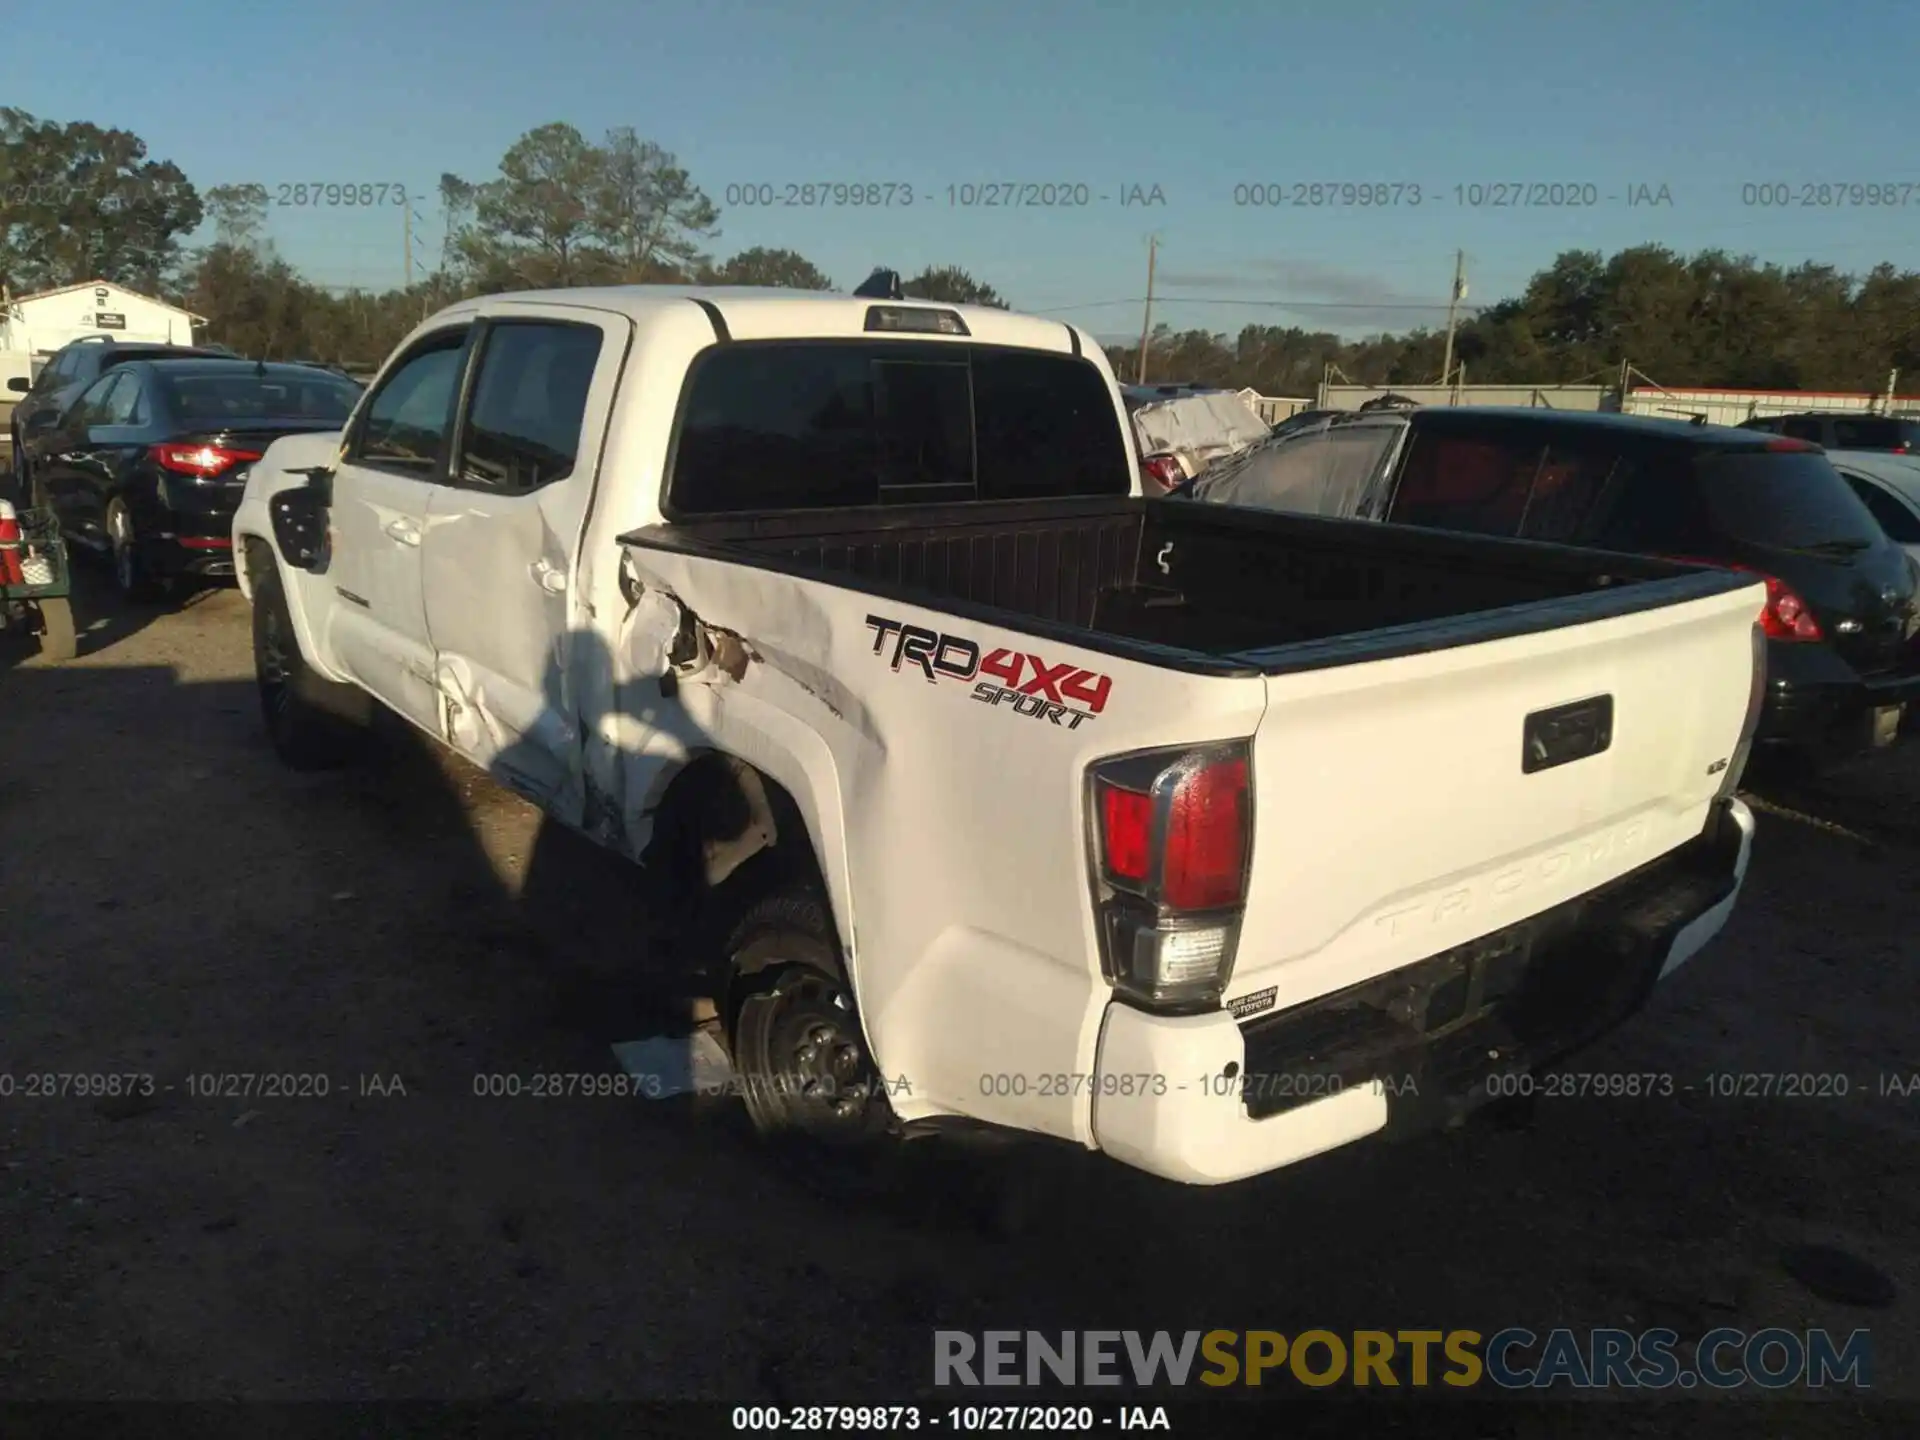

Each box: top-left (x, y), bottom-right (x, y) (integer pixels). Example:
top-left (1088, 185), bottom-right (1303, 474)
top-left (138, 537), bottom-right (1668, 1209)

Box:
top-left (724, 882), bottom-right (897, 1162)
top-left (34, 597), bottom-right (75, 662)
top-left (252, 563), bottom-right (364, 770)
top-left (107, 499), bottom-right (161, 602)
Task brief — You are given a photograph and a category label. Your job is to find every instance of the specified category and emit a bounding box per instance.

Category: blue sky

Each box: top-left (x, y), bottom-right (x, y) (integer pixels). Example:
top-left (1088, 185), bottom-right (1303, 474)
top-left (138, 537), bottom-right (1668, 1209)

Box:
top-left (4, 0), bottom-right (1915, 346)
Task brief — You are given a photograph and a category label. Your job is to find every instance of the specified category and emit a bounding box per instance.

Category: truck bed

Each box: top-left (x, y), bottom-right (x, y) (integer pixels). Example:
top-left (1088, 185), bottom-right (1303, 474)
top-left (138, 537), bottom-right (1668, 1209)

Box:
top-left (648, 497), bottom-right (1752, 674)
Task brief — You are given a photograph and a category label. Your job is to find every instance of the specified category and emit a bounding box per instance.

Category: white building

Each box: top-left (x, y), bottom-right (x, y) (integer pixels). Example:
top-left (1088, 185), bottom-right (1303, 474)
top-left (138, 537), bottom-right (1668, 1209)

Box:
top-left (1620, 386), bottom-right (1920, 426)
top-left (0, 279), bottom-right (203, 357)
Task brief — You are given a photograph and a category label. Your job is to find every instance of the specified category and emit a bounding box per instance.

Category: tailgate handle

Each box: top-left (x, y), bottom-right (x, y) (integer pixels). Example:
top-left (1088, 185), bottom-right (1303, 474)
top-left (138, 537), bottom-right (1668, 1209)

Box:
top-left (1522, 695), bottom-right (1614, 774)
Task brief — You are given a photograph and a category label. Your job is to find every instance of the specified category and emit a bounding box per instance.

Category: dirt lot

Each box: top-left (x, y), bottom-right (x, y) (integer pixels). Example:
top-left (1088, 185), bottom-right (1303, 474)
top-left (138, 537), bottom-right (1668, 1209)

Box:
top-left (2, 568), bottom-right (1917, 1433)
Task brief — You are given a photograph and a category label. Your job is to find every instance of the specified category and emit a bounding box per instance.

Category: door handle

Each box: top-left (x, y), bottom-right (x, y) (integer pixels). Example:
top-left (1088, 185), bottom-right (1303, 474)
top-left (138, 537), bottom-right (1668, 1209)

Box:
top-left (530, 558), bottom-right (568, 594)
top-left (384, 518), bottom-right (422, 547)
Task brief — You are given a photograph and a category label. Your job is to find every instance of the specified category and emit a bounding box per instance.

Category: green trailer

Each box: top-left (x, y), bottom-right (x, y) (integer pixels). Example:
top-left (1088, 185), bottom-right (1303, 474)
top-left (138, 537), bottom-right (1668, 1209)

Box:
top-left (0, 500), bottom-right (76, 661)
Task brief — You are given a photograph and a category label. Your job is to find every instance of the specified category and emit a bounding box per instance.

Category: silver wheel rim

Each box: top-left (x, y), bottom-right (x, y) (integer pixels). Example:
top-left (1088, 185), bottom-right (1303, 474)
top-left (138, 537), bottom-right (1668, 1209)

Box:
top-left (110, 507), bottom-right (135, 592)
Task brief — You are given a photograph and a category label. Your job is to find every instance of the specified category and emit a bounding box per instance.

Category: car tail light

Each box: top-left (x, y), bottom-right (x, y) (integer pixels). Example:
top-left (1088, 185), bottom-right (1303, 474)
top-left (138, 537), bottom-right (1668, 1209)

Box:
top-left (1765, 437), bottom-right (1820, 453)
top-left (1088, 742), bottom-right (1253, 1012)
top-left (1893, 443), bottom-right (1911, 455)
top-left (150, 444), bottom-right (263, 478)
top-left (0, 499), bottom-right (23, 587)
top-left (1659, 556), bottom-right (1823, 642)
top-left (1141, 454), bottom-right (1185, 492)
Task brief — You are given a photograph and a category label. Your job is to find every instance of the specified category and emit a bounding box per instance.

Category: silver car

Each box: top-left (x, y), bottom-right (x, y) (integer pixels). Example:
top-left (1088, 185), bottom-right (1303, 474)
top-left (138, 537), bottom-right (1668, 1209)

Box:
top-left (1828, 449), bottom-right (1920, 565)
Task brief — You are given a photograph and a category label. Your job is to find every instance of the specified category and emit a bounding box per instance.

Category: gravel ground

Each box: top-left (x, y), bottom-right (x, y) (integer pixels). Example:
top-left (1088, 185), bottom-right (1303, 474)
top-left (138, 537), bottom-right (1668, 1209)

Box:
top-left (1, 568), bottom-right (1916, 1435)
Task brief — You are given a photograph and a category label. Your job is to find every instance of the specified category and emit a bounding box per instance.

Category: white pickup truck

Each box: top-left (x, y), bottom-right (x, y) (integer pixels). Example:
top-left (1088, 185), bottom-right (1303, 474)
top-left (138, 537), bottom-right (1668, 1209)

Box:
top-left (232, 285), bottom-right (1765, 1185)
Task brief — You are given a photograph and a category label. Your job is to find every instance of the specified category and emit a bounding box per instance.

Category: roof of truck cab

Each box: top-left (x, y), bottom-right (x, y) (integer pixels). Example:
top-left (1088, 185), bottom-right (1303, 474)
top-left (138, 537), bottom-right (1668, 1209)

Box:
top-left (1404, 405), bottom-right (1787, 447)
top-left (477, 285), bottom-right (1084, 350)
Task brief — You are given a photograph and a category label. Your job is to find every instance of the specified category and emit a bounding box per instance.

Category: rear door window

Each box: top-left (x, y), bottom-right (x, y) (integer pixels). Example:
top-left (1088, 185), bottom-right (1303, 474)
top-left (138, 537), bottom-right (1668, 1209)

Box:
top-left (99, 371), bottom-right (143, 425)
top-left (455, 321), bottom-right (604, 493)
top-left (1780, 417), bottom-right (1824, 443)
top-left (1582, 458), bottom-right (1715, 554)
top-left (1693, 452), bottom-right (1880, 549)
top-left (1387, 430), bottom-right (1545, 536)
top-left (667, 342), bottom-right (1129, 513)
top-left (1518, 444), bottom-right (1623, 543)
top-left (68, 373), bottom-right (123, 429)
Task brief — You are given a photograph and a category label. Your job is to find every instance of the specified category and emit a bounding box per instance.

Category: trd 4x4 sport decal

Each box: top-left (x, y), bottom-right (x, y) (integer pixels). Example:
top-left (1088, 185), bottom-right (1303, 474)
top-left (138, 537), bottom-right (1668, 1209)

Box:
top-left (864, 615), bottom-right (1112, 729)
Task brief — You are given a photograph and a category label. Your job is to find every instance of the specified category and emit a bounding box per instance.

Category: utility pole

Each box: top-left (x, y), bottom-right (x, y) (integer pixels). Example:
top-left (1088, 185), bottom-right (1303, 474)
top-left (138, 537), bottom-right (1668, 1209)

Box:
top-left (1439, 249), bottom-right (1465, 388)
top-left (1136, 236), bottom-right (1158, 385)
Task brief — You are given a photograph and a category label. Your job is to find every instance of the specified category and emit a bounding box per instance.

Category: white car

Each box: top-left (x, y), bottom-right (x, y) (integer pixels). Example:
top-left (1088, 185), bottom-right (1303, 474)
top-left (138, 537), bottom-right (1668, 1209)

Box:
top-left (1121, 385), bottom-right (1273, 492)
top-left (1829, 449), bottom-right (1920, 565)
top-left (232, 285), bottom-right (1761, 1185)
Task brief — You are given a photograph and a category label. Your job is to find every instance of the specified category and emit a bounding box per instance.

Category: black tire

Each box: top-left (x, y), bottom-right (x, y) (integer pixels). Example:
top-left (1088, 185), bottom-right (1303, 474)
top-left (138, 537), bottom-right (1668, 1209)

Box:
top-left (252, 562), bottom-right (365, 770)
top-left (723, 881), bottom-right (898, 1159)
top-left (106, 498), bottom-right (161, 602)
top-left (34, 597), bottom-right (75, 662)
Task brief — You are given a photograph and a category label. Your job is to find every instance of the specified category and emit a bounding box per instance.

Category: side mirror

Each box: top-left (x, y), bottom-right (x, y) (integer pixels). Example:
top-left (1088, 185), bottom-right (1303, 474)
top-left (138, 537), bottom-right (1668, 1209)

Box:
top-left (5, 376), bottom-right (28, 394)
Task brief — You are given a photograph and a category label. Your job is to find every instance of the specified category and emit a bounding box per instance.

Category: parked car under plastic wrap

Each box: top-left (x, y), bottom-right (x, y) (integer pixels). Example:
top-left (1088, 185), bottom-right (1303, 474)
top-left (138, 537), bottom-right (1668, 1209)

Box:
top-left (1190, 419), bottom-right (1403, 518)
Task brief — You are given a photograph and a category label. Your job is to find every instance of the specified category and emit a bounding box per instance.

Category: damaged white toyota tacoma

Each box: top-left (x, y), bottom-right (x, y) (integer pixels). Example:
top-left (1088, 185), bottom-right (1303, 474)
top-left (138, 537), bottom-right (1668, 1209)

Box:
top-left (232, 285), bottom-right (1765, 1185)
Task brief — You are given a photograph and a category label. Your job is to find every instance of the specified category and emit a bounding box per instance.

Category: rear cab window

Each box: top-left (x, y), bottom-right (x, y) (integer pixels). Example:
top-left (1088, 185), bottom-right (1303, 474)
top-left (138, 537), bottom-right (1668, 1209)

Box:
top-left (666, 341), bottom-right (1130, 514)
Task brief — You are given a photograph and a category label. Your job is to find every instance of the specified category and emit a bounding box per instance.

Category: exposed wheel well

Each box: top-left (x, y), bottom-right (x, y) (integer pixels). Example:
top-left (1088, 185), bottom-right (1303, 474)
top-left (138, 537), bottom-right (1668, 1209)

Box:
top-left (640, 752), bottom-right (846, 1014)
top-left (239, 534), bottom-right (274, 596)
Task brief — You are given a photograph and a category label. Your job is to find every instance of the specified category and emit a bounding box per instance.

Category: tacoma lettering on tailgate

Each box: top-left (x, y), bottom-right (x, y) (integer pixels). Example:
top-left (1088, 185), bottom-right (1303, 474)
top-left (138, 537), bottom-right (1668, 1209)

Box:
top-left (864, 615), bottom-right (1112, 729)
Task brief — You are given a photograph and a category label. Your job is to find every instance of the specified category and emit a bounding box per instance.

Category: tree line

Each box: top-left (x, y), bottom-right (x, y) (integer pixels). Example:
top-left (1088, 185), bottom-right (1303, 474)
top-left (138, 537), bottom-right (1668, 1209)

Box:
top-left (3, 107), bottom-right (1917, 393)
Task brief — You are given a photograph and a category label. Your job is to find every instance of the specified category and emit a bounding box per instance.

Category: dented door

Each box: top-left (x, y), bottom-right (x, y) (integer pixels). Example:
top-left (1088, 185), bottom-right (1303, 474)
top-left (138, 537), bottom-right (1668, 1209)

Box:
top-left (420, 311), bottom-right (632, 820)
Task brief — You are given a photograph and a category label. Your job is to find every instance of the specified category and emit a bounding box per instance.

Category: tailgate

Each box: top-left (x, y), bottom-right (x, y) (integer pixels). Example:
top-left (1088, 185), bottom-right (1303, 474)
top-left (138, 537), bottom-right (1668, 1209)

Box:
top-left (1225, 576), bottom-right (1765, 1014)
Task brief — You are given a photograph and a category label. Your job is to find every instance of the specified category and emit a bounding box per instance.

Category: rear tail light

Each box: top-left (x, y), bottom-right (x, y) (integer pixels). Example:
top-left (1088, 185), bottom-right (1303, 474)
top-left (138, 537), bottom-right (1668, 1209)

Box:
top-left (150, 443), bottom-right (263, 479)
top-left (1141, 454), bottom-right (1185, 493)
top-left (1659, 556), bottom-right (1823, 642)
top-left (0, 499), bottom-right (23, 587)
top-left (1088, 742), bottom-right (1253, 1012)
top-left (1765, 437), bottom-right (1820, 453)
top-left (1757, 575), bottom-right (1822, 640)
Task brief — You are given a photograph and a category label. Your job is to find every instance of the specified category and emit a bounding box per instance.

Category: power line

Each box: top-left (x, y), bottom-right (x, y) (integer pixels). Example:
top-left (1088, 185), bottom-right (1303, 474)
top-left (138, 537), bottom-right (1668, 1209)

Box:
top-left (1031, 296), bottom-right (1491, 314)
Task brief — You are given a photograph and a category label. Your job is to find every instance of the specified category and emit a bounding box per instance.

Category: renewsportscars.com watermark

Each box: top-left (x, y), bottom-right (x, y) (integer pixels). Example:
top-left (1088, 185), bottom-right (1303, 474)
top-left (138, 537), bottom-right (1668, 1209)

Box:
top-left (934, 1328), bottom-right (1871, 1391)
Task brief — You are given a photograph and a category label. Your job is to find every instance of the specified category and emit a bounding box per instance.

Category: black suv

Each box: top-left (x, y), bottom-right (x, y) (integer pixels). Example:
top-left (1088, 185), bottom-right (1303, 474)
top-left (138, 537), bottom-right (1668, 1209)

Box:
top-left (1188, 406), bottom-right (1920, 767)
top-left (8, 335), bottom-right (227, 488)
top-left (1738, 411), bottom-right (1920, 454)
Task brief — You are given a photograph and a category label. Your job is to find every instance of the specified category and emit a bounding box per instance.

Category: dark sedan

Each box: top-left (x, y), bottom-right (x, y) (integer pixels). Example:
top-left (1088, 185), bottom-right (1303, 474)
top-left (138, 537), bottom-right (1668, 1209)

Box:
top-left (27, 359), bottom-right (360, 599)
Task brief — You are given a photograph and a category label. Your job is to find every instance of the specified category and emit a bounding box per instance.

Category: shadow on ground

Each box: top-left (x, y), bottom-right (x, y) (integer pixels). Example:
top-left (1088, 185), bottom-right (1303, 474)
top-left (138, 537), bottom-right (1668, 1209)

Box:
top-left (0, 657), bottom-right (1914, 1424)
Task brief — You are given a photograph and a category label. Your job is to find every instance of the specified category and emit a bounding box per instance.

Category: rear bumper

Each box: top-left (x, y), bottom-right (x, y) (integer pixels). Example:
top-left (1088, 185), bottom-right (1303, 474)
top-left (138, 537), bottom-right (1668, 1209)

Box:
top-left (1756, 641), bottom-right (1920, 759)
top-left (1088, 798), bottom-right (1754, 1185)
top-left (143, 508), bottom-right (239, 579)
